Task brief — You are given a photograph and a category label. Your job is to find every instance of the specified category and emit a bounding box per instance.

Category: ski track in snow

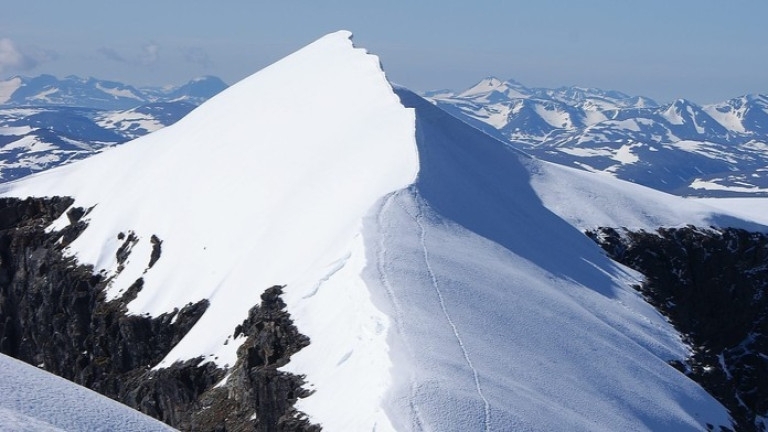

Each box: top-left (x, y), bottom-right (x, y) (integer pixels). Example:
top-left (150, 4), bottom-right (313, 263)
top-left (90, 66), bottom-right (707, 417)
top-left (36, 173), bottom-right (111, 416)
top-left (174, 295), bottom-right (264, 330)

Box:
top-left (401, 193), bottom-right (492, 432)
top-left (376, 191), bottom-right (426, 432)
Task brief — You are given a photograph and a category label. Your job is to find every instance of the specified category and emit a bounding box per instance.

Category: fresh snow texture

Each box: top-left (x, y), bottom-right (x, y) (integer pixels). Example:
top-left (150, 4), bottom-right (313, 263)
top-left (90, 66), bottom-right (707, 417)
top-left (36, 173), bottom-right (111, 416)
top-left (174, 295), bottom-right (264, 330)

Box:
top-left (0, 354), bottom-right (174, 432)
top-left (0, 31), bottom-right (756, 431)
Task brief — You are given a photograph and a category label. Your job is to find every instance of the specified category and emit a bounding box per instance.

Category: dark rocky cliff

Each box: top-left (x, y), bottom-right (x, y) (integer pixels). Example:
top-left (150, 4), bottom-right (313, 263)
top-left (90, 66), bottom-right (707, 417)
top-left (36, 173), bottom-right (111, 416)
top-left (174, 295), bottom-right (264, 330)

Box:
top-left (588, 226), bottom-right (768, 432)
top-left (0, 196), bottom-right (318, 431)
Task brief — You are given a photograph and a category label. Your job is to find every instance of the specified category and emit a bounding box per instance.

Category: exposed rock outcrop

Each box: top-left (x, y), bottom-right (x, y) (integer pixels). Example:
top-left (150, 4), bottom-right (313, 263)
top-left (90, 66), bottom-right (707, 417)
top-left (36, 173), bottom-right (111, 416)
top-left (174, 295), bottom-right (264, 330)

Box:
top-left (0, 196), bottom-right (318, 431)
top-left (189, 285), bottom-right (319, 432)
top-left (588, 226), bottom-right (768, 432)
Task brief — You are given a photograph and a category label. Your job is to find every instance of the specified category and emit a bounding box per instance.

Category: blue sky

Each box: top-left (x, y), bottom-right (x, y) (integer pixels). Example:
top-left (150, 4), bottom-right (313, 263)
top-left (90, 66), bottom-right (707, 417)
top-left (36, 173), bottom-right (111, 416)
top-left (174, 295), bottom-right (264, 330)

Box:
top-left (1, 0), bottom-right (766, 103)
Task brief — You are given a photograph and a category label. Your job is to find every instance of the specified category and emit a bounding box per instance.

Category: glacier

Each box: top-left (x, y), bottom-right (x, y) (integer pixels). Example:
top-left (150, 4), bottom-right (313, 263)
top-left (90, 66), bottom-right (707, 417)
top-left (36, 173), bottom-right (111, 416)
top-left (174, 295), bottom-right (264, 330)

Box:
top-left (1, 30), bottom-right (763, 430)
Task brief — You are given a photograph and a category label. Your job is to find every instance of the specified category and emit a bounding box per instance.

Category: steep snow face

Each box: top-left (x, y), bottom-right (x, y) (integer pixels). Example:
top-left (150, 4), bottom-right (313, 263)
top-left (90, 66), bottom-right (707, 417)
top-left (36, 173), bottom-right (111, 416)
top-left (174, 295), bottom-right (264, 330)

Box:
top-left (0, 30), bottom-right (419, 377)
top-left (0, 354), bottom-right (174, 431)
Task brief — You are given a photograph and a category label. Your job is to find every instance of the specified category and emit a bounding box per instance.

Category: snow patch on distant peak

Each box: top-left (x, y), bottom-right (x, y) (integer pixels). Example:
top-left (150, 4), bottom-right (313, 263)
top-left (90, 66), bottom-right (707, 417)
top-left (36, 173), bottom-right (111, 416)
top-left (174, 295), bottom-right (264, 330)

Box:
top-left (703, 103), bottom-right (747, 133)
top-left (0, 76), bottom-right (21, 104)
top-left (662, 100), bottom-right (687, 125)
top-left (95, 82), bottom-right (143, 100)
top-left (29, 87), bottom-right (59, 102)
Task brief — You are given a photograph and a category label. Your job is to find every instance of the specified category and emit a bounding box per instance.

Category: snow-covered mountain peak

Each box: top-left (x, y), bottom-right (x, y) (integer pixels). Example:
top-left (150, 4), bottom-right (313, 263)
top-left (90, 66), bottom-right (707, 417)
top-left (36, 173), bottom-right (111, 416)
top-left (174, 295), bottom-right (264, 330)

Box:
top-left (0, 31), bottom-right (747, 431)
top-left (662, 98), bottom-right (695, 123)
top-left (458, 76), bottom-right (504, 96)
top-left (457, 76), bottom-right (530, 100)
top-left (0, 29), bottom-right (419, 370)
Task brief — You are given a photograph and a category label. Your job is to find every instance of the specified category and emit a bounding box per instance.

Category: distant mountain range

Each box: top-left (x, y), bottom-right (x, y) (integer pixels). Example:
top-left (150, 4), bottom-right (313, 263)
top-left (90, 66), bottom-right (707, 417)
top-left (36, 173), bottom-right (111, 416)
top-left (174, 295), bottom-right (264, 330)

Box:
top-left (2, 73), bottom-right (767, 198)
top-left (0, 74), bottom-right (228, 109)
top-left (0, 75), bottom-right (228, 182)
top-left (427, 78), bottom-right (768, 196)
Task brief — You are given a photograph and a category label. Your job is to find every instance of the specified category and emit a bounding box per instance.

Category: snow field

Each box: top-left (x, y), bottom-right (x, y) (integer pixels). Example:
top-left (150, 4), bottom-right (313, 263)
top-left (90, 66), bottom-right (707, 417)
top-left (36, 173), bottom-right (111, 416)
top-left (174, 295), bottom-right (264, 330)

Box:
top-left (0, 354), bottom-right (175, 431)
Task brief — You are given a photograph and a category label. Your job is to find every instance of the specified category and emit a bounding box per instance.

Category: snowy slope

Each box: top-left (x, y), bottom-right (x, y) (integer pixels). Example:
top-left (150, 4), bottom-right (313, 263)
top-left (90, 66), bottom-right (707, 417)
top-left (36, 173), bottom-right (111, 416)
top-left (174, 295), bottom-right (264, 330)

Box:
top-left (0, 354), bottom-right (175, 432)
top-left (0, 31), bottom-right (757, 431)
top-left (348, 89), bottom-right (735, 431)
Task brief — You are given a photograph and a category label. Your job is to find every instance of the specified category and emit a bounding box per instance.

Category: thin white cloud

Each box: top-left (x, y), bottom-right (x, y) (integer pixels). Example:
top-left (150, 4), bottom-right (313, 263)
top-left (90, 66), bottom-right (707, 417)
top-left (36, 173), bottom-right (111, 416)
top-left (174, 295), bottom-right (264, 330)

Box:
top-left (98, 47), bottom-right (126, 63)
top-left (140, 42), bottom-right (159, 66)
top-left (98, 43), bottom-right (160, 67)
top-left (183, 47), bottom-right (212, 68)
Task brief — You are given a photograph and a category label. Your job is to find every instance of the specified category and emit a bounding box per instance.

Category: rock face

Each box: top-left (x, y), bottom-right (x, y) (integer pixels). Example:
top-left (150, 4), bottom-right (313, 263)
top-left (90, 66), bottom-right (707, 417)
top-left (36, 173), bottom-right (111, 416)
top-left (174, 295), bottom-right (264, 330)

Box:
top-left (0, 197), bottom-right (318, 431)
top-left (193, 285), bottom-right (319, 432)
top-left (588, 226), bottom-right (768, 432)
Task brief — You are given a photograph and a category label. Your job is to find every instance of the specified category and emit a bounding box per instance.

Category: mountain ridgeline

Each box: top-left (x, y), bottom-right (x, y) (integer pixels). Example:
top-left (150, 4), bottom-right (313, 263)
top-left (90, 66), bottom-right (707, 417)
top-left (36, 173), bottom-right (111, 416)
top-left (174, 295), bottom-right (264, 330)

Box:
top-left (428, 78), bottom-right (768, 196)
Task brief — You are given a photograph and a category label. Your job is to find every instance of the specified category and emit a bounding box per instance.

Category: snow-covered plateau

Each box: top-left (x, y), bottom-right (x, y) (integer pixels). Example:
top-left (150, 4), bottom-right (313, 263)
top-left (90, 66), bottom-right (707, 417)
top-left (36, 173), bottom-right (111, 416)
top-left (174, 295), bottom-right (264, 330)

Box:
top-left (2, 31), bottom-right (767, 431)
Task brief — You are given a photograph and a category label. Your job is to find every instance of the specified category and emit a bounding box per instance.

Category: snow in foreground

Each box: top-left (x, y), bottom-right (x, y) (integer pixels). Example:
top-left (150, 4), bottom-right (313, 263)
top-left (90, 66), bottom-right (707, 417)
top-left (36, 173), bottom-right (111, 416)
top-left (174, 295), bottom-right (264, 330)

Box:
top-left (0, 354), bottom-right (174, 432)
top-left (0, 31), bottom-right (760, 430)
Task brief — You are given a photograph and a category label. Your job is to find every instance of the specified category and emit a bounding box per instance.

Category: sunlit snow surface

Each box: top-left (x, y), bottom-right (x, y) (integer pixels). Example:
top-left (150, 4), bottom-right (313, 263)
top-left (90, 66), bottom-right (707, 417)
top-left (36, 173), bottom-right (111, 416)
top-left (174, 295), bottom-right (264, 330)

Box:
top-left (0, 354), bottom-right (174, 431)
top-left (0, 31), bottom-right (760, 430)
